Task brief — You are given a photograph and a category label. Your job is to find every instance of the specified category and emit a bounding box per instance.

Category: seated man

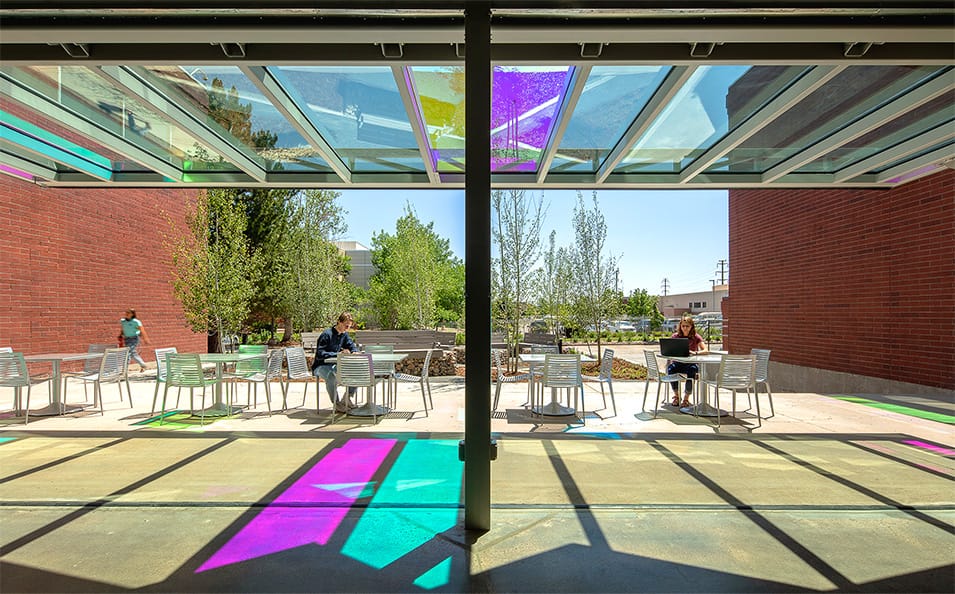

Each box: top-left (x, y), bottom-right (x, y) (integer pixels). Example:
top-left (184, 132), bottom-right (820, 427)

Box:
top-left (311, 312), bottom-right (359, 413)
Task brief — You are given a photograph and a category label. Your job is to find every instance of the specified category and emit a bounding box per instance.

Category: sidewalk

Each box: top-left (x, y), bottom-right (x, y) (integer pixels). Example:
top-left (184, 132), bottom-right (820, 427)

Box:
top-left (1, 373), bottom-right (953, 592)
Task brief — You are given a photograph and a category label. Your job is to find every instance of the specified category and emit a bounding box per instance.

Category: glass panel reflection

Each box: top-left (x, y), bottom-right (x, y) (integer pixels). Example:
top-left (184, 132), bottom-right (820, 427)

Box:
top-left (491, 66), bottom-right (569, 172)
top-left (620, 66), bottom-right (805, 173)
top-left (875, 140), bottom-right (955, 173)
top-left (271, 66), bottom-right (424, 173)
top-left (796, 94), bottom-right (954, 173)
top-left (707, 66), bottom-right (947, 174)
top-left (411, 66), bottom-right (465, 172)
top-left (11, 66), bottom-right (228, 173)
top-left (553, 65), bottom-right (670, 173)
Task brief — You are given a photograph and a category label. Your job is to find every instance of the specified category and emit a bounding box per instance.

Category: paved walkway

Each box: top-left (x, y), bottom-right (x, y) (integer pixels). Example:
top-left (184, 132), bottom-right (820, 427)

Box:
top-left (1, 371), bottom-right (953, 593)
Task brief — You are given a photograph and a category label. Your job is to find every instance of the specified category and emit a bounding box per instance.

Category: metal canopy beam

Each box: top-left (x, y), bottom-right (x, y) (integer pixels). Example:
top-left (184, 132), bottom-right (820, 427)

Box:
top-left (834, 125), bottom-right (955, 183)
top-left (596, 65), bottom-right (697, 183)
top-left (536, 64), bottom-right (591, 184)
top-left (392, 66), bottom-right (440, 185)
top-left (876, 143), bottom-right (955, 183)
top-left (239, 65), bottom-right (352, 184)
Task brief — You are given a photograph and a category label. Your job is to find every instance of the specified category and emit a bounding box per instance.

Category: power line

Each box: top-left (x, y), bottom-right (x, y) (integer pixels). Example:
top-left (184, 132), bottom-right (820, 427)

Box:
top-left (660, 277), bottom-right (670, 296)
top-left (715, 259), bottom-right (728, 285)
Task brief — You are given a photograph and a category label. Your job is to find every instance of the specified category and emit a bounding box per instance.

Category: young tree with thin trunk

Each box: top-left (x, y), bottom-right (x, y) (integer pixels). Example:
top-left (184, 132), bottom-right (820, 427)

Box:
top-left (571, 191), bottom-right (620, 361)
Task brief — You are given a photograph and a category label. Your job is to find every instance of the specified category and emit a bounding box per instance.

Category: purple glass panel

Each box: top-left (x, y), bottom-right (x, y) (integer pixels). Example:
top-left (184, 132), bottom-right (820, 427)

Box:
top-left (491, 67), bottom-right (569, 172)
top-left (196, 438), bottom-right (396, 572)
top-left (0, 164), bottom-right (33, 181)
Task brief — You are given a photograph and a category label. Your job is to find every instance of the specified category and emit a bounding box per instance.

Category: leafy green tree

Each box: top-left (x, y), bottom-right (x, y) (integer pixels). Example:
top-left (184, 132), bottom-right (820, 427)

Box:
top-left (168, 189), bottom-right (259, 351)
top-left (280, 189), bottom-right (353, 335)
top-left (369, 204), bottom-right (462, 329)
top-left (570, 191), bottom-right (620, 360)
top-left (492, 189), bottom-right (546, 369)
top-left (534, 230), bottom-right (574, 336)
top-left (627, 288), bottom-right (664, 337)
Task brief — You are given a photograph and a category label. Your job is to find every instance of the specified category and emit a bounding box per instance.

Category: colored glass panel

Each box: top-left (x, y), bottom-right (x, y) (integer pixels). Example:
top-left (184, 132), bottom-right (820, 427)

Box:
top-left (271, 66), bottom-right (425, 173)
top-left (554, 65), bottom-right (670, 173)
top-left (491, 66), bottom-right (569, 172)
top-left (411, 66), bottom-right (465, 173)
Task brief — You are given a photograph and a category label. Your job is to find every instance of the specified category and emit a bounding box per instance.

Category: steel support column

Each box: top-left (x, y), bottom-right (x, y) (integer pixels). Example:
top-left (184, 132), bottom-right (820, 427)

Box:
top-left (463, 2), bottom-right (492, 532)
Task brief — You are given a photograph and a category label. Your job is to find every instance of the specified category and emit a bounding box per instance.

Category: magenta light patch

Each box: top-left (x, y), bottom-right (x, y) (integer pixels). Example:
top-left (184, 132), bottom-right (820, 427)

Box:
top-left (196, 438), bottom-right (396, 572)
top-left (902, 440), bottom-right (955, 457)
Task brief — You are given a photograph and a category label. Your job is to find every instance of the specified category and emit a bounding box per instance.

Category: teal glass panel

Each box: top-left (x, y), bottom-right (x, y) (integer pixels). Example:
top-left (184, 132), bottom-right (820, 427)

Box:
top-left (12, 66), bottom-right (228, 173)
top-left (796, 94), bottom-right (955, 173)
top-left (706, 66), bottom-right (948, 174)
top-left (553, 66), bottom-right (670, 173)
top-left (411, 66), bottom-right (465, 173)
top-left (1, 119), bottom-right (111, 179)
top-left (620, 66), bottom-right (806, 173)
top-left (874, 140), bottom-right (955, 173)
top-left (270, 66), bottom-right (425, 173)
top-left (491, 66), bottom-right (569, 172)
top-left (1, 140), bottom-right (72, 177)
top-left (154, 65), bottom-right (332, 173)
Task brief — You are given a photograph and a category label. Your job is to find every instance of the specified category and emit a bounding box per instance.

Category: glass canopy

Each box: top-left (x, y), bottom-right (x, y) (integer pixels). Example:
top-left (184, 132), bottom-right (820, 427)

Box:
top-left (0, 4), bottom-right (952, 189)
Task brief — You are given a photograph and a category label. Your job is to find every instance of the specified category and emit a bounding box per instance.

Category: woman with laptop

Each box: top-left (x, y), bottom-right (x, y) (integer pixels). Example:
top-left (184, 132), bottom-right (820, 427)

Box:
top-left (667, 315), bottom-right (709, 408)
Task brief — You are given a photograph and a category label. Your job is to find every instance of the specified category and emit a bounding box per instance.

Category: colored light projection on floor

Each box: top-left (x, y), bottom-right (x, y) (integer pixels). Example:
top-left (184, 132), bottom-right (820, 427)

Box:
top-left (902, 439), bottom-right (955, 457)
top-left (132, 411), bottom-right (216, 431)
top-left (0, 437), bottom-right (17, 444)
top-left (196, 438), bottom-right (397, 572)
top-left (341, 439), bottom-right (463, 579)
top-left (832, 395), bottom-right (955, 424)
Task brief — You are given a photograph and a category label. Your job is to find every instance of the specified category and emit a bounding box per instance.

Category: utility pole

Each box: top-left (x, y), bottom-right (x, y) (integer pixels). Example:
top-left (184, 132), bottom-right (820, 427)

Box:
top-left (661, 278), bottom-right (669, 296)
top-left (715, 260), bottom-right (728, 285)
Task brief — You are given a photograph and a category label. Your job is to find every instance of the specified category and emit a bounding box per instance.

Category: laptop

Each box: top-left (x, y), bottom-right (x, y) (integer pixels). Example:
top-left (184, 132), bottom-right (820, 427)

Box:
top-left (659, 337), bottom-right (690, 357)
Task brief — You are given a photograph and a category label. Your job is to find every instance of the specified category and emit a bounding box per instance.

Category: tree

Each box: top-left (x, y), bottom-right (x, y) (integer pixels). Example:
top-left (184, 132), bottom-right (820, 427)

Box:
top-left (168, 189), bottom-right (259, 351)
top-left (279, 190), bottom-right (353, 335)
top-left (492, 189), bottom-right (546, 369)
top-left (627, 288), bottom-right (663, 338)
top-left (570, 191), bottom-right (620, 360)
top-left (368, 204), bottom-right (463, 329)
top-left (535, 230), bottom-right (574, 337)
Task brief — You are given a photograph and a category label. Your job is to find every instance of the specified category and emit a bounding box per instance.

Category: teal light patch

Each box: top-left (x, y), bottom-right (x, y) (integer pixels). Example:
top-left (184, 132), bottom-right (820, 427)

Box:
top-left (413, 556), bottom-right (453, 590)
top-left (0, 437), bottom-right (17, 444)
top-left (1, 111), bottom-right (113, 179)
top-left (832, 395), bottom-right (955, 424)
top-left (340, 439), bottom-right (463, 573)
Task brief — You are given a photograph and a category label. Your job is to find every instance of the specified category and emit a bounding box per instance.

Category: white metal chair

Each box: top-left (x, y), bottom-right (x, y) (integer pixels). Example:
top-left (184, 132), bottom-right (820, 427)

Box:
top-left (491, 349), bottom-right (531, 412)
top-left (228, 348), bottom-right (281, 416)
top-left (393, 349), bottom-right (434, 417)
top-left (335, 352), bottom-right (378, 422)
top-left (583, 348), bottom-right (617, 418)
top-left (150, 347), bottom-right (179, 415)
top-left (540, 353), bottom-right (585, 424)
top-left (63, 347), bottom-right (132, 414)
top-left (700, 354), bottom-right (758, 428)
top-left (365, 344), bottom-right (396, 406)
top-left (642, 350), bottom-right (687, 418)
top-left (0, 351), bottom-right (52, 424)
top-left (223, 344), bottom-right (268, 406)
top-left (283, 346), bottom-right (314, 411)
top-left (750, 348), bottom-right (775, 418)
top-left (160, 353), bottom-right (222, 425)
top-left (62, 343), bottom-right (112, 401)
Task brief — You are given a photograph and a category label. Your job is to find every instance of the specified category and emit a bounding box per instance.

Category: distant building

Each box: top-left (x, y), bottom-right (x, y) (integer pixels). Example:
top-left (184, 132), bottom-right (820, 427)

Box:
top-left (334, 241), bottom-right (375, 290)
top-left (658, 284), bottom-right (728, 317)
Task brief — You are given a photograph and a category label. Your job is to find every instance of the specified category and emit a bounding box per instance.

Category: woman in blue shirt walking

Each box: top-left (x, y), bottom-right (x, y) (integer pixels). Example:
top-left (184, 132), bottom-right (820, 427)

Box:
top-left (120, 309), bottom-right (150, 373)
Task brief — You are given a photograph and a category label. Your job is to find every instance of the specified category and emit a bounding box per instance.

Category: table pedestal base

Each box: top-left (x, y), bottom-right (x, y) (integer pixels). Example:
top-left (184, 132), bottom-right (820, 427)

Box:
top-left (196, 403), bottom-right (244, 418)
top-left (533, 402), bottom-right (576, 416)
top-left (348, 403), bottom-right (391, 417)
top-left (29, 403), bottom-right (88, 417)
top-left (680, 402), bottom-right (727, 417)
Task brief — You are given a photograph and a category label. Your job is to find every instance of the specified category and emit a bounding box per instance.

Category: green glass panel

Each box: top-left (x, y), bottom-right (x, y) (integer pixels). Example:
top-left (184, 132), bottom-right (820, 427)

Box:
top-left (874, 140), bottom-right (955, 173)
top-left (271, 66), bottom-right (425, 173)
top-left (706, 65), bottom-right (947, 174)
top-left (796, 94), bottom-right (954, 173)
top-left (14, 66), bottom-right (229, 173)
top-left (555, 66), bottom-right (670, 173)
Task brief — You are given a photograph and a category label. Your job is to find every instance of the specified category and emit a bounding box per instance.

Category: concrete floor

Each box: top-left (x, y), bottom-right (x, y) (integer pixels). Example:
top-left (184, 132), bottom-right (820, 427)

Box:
top-left (1, 363), bottom-right (953, 593)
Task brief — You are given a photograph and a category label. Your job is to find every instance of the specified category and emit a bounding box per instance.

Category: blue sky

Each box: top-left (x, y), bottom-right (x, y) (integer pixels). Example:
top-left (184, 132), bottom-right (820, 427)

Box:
top-left (336, 188), bottom-right (727, 295)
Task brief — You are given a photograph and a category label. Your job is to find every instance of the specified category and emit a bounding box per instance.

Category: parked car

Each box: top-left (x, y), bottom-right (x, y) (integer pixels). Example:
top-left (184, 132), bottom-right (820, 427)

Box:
top-left (662, 318), bottom-right (680, 332)
top-left (613, 321), bottom-right (636, 332)
top-left (529, 319), bottom-right (549, 333)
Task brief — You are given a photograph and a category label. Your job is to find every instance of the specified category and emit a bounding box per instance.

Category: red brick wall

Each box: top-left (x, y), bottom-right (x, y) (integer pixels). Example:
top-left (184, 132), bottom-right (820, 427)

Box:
top-left (0, 176), bottom-right (206, 367)
top-left (725, 169), bottom-right (955, 390)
